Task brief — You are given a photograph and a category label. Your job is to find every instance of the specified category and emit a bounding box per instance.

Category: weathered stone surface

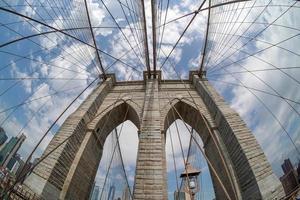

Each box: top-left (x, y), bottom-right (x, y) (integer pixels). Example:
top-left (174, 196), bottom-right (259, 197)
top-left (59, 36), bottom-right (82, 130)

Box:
top-left (23, 72), bottom-right (284, 200)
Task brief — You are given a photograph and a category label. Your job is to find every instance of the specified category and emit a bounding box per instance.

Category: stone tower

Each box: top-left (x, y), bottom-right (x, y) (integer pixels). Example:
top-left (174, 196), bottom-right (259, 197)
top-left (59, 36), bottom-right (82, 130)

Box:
top-left (24, 71), bottom-right (284, 199)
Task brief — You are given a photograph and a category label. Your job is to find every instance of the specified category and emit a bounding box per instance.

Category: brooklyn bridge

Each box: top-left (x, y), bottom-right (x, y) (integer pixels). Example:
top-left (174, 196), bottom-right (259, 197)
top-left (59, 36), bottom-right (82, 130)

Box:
top-left (0, 0), bottom-right (299, 199)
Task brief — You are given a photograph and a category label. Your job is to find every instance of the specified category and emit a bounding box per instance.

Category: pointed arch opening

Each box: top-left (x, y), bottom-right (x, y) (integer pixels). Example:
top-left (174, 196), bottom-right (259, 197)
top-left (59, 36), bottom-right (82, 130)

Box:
top-left (62, 101), bottom-right (140, 200)
top-left (90, 121), bottom-right (139, 200)
top-left (165, 119), bottom-right (216, 199)
top-left (163, 100), bottom-right (241, 200)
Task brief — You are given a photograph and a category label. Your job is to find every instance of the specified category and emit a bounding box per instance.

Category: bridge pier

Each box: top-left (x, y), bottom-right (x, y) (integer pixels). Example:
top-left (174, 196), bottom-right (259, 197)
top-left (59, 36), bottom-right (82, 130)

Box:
top-left (133, 78), bottom-right (167, 199)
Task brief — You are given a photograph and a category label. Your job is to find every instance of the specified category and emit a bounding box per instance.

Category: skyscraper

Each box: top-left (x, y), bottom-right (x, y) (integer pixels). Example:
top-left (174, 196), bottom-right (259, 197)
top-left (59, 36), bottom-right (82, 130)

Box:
top-left (0, 133), bottom-right (26, 169)
top-left (0, 127), bottom-right (8, 146)
top-left (7, 153), bottom-right (20, 170)
top-left (297, 161), bottom-right (300, 183)
top-left (16, 159), bottom-right (32, 183)
top-left (282, 159), bottom-right (294, 174)
top-left (280, 158), bottom-right (299, 196)
top-left (122, 186), bottom-right (131, 200)
top-left (90, 185), bottom-right (101, 200)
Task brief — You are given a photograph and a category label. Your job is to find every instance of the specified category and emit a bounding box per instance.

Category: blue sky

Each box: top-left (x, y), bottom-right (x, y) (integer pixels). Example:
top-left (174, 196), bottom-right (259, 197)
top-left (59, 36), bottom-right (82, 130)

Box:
top-left (0, 0), bottom-right (300, 199)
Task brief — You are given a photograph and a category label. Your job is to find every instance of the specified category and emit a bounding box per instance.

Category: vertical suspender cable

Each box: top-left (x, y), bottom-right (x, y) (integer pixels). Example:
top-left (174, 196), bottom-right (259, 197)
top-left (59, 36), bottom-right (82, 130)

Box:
top-left (83, 0), bottom-right (106, 79)
top-left (199, 0), bottom-right (211, 76)
top-left (151, 0), bottom-right (157, 77)
top-left (140, 0), bottom-right (151, 78)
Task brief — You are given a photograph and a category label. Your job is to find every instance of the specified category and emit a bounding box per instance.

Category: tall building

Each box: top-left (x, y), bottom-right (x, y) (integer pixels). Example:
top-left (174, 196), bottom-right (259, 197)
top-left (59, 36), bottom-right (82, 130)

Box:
top-left (297, 161), bottom-right (300, 183)
top-left (280, 158), bottom-right (299, 196)
top-left (11, 159), bottom-right (20, 175)
top-left (0, 136), bottom-right (19, 164)
top-left (0, 133), bottom-right (26, 169)
top-left (122, 186), bottom-right (131, 200)
top-left (90, 184), bottom-right (101, 200)
top-left (0, 127), bottom-right (8, 146)
top-left (282, 159), bottom-right (294, 174)
top-left (7, 153), bottom-right (21, 172)
top-left (16, 159), bottom-right (32, 183)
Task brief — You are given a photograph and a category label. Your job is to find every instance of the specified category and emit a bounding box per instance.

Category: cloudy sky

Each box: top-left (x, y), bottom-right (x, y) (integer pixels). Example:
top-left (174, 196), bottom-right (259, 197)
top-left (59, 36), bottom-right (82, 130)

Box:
top-left (0, 0), bottom-right (300, 199)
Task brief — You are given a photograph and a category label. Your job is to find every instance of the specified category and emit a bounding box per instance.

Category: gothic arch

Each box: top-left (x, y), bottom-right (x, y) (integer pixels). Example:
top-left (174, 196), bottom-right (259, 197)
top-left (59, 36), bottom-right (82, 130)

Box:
top-left (163, 98), bottom-right (212, 135)
top-left (24, 97), bottom-right (141, 200)
top-left (61, 101), bottom-right (141, 199)
top-left (89, 99), bottom-right (141, 138)
top-left (163, 100), bottom-right (242, 199)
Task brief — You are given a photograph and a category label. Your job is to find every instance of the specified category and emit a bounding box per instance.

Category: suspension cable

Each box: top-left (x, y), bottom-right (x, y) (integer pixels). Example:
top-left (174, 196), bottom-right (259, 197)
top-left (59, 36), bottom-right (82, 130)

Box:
top-left (83, 0), bottom-right (106, 78)
top-left (165, 114), bottom-right (179, 191)
top-left (199, 0), bottom-right (211, 75)
top-left (0, 7), bottom-right (139, 71)
top-left (159, 0), bottom-right (207, 70)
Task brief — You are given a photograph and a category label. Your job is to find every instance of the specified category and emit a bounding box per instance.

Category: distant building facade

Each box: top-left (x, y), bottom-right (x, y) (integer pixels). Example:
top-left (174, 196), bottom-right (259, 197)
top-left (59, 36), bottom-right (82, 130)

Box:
top-left (16, 160), bottom-right (32, 183)
top-left (297, 161), bottom-right (300, 183)
top-left (0, 127), bottom-right (8, 146)
top-left (282, 159), bottom-right (294, 174)
top-left (7, 153), bottom-right (21, 172)
top-left (122, 186), bottom-right (131, 200)
top-left (280, 159), bottom-right (300, 196)
top-left (90, 184), bottom-right (101, 200)
top-left (0, 133), bottom-right (26, 169)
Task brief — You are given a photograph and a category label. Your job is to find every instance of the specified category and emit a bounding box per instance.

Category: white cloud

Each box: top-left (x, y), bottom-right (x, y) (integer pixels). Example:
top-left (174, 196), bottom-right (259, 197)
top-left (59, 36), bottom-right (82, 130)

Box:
top-left (10, 60), bottom-right (32, 93)
top-left (207, 1), bottom-right (300, 176)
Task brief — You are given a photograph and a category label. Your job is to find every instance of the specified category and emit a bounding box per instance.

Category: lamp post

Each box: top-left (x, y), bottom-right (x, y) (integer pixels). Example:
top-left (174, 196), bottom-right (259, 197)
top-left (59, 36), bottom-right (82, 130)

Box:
top-left (180, 162), bottom-right (201, 200)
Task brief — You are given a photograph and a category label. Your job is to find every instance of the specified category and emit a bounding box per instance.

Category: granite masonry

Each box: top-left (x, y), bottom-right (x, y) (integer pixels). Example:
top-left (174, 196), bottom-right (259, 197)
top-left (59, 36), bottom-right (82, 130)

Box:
top-left (24, 71), bottom-right (284, 199)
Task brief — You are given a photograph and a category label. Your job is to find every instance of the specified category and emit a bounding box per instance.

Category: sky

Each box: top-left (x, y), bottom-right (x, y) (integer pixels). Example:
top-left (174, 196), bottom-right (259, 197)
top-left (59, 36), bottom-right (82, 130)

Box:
top-left (0, 0), bottom-right (300, 199)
